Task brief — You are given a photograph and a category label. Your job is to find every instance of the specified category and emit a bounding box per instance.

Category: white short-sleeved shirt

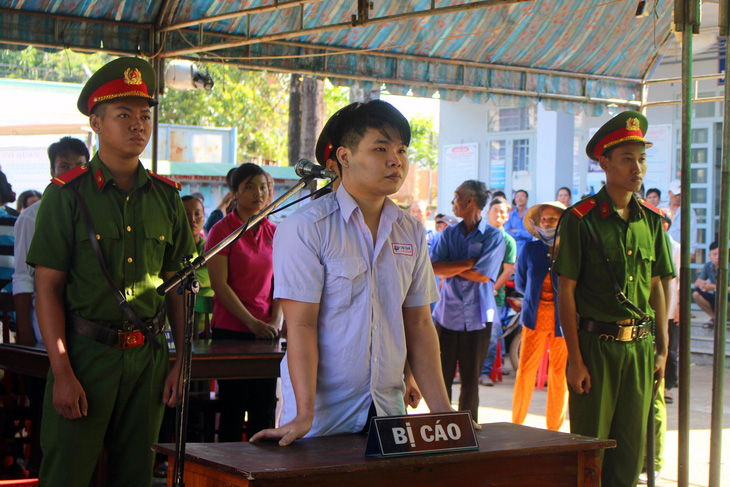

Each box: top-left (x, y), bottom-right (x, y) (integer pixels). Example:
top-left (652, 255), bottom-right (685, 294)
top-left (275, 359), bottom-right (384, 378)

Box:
top-left (12, 200), bottom-right (42, 344)
top-left (273, 184), bottom-right (439, 437)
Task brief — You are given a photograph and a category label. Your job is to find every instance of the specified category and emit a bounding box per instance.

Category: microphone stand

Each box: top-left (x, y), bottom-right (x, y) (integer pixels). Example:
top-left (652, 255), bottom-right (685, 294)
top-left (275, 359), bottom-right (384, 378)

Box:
top-left (157, 175), bottom-right (317, 487)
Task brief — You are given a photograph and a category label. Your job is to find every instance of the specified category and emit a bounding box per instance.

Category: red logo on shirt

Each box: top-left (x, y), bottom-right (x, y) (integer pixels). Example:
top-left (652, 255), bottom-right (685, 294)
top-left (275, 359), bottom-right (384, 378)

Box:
top-left (392, 243), bottom-right (413, 256)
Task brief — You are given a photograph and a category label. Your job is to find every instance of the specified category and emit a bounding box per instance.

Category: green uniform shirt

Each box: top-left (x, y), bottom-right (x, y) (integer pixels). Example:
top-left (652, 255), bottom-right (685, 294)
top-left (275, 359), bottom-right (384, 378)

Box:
top-left (553, 187), bottom-right (675, 322)
top-left (27, 154), bottom-right (196, 322)
top-left (496, 228), bottom-right (517, 307)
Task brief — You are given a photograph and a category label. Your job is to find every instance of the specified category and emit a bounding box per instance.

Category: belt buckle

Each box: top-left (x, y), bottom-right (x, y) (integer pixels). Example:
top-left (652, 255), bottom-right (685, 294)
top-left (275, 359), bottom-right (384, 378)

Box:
top-left (617, 326), bottom-right (634, 342)
top-left (118, 330), bottom-right (144, 349)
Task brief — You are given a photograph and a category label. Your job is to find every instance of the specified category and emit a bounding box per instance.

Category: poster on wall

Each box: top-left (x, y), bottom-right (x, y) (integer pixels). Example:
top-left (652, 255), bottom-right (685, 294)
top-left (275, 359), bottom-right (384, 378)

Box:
top-left (440, 143), bottom-right (478, 214)
top-left (642, 125), bottom-right (672, 204)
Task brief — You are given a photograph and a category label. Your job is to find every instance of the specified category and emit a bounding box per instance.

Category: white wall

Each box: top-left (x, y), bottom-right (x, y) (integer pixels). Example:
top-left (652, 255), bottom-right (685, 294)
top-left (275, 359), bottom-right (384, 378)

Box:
top-left (437, 98), bottom-right (488, 215)
top-left (438, 99), bottom-right (576, 213)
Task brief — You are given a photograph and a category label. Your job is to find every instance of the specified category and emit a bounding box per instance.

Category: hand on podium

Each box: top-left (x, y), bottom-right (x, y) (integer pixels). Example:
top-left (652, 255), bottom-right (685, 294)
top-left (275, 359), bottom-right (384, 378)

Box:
top-left (249, 415), bottom-right (313, 446)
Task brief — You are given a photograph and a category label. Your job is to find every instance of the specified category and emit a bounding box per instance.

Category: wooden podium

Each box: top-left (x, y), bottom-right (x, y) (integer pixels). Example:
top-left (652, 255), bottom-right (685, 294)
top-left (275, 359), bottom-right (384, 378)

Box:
top-left (154, 422), bottom-right (614, 486)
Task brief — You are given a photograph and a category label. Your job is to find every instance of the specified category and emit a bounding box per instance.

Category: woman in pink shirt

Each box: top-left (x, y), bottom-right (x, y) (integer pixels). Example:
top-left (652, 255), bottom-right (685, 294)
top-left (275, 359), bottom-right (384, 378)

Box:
top-left (205, 163), bottom-right (282, 441)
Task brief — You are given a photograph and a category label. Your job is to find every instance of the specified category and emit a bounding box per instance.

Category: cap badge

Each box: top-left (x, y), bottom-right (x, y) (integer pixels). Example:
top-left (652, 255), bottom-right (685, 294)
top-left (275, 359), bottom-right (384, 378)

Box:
top-left (626, 117), bottom-right (640, 132)
top-left (124, 68), bottom-right (143, 86)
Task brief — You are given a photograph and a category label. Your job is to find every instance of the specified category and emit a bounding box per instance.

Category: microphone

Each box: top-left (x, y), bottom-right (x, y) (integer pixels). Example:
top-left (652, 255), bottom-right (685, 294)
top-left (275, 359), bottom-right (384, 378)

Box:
top-left (295, 159), bottom-right (338, 180)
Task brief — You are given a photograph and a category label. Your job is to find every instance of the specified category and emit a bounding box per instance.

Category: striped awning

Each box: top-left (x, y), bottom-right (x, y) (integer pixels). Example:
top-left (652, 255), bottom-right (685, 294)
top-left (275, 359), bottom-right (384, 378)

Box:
top-left (0, 0), bottom-right (673, 115)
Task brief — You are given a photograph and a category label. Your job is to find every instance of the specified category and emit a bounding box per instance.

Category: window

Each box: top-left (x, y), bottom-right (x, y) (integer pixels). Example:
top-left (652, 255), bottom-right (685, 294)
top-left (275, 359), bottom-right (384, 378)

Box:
top-left (694, 92), bottom-right (716, 118)
top-left (487, 106), bottom-right (536, 132)
top-left (512, 139), bottom-right (530, 172)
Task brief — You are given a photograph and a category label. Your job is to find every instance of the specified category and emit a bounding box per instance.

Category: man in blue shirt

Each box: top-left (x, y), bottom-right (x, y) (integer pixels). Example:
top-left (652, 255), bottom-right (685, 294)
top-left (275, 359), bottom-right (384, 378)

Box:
top-left (693, 241), bottom-right (730, 328)
top-left (431, 180), bottom-right (505, 421)
top-left (504, 189), bottom-right (533, 256)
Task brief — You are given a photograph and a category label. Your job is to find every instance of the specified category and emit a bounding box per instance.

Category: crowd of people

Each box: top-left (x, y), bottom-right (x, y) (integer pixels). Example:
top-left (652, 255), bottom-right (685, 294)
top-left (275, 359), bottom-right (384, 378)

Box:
top-left (0, 56), bottom-right (722, 487)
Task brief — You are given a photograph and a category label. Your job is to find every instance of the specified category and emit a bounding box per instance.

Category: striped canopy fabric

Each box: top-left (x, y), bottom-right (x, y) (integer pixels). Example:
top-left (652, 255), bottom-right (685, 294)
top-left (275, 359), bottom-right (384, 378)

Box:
top-left (0, 0), bottom-right (673, 114)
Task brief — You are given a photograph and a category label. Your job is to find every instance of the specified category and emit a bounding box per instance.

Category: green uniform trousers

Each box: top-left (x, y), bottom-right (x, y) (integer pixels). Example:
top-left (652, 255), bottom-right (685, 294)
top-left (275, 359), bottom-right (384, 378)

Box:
top-left (569, 330), bottom-right (654, 487)
top-left (38, 333), bottom-right (169, 487)
top-left (644, 379), bottom-right (666, 473)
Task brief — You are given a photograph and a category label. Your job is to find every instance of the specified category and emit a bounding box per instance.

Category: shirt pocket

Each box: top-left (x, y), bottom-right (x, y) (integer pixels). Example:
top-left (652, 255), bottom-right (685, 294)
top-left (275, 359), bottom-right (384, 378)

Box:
top-left (323, 257), bottom-right (367, 309)
top-left (77, 219), bottom-right (120, 255)
top-left (637, 246), bottom-right (656, 289)
top-left (468, 242), bottom-right (482, 259)
top-left (143, 217), bottom-right (174, 268)
top-left (584, 247), bottom-right (622, 293)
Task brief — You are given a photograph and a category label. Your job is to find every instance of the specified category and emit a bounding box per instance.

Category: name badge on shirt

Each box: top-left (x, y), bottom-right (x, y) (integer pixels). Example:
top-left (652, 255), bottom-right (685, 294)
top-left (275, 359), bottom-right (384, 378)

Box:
top-left (392, 243), bottom-right (413, 256)
top-left (365, 411), bottom-right (478, 457)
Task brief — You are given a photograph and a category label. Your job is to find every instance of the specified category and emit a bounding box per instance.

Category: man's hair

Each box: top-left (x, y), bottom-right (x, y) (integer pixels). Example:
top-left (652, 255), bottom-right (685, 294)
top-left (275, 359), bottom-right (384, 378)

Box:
top-left (459, 180), bottom-right (490, 210)
top-left (646, 188), bottom-right (661, 199)
top-left (556, 186), bottom-right (572, 198)
top-left (709, 241), bottom-right (719, 251)
top-left (492, 190), bottom-right (507, 200)
top-left (327, 100), bottom-right (411, 171)
top-left (230, 163), bottom-right (266, 193)
top-left (90, 102), bottom-right (108, 118)
top-left (488, 197), bottom-right (507, 210)
top-left (47, 137), bottom-right (90, 173)
top-left (514, 189), bottom-right (529, 199)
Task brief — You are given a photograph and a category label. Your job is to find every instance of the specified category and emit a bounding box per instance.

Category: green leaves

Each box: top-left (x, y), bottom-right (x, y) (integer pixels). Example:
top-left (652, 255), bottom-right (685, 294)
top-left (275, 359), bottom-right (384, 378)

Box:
top-left (408, 114), bottom-right (438, 169)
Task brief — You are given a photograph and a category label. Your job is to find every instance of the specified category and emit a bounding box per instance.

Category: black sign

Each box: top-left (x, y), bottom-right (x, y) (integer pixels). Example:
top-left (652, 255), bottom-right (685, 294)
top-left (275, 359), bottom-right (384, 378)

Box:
top-left (365, 411), bottom-right (478, 457)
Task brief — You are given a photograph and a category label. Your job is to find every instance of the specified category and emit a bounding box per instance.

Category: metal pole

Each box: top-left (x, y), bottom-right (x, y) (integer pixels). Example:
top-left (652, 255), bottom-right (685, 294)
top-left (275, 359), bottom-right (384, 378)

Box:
top-left (151, 56), bottom-right (163, 174)
top-left (709, 2), bottom-right (730, 483)
top-left (677, 16), bottom-right (694, 487)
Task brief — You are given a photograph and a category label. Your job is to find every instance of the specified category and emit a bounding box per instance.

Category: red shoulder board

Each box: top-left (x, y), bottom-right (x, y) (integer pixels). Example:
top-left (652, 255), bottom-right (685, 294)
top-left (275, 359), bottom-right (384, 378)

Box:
top-left (640, 200), bottom-right (664, 217)
top-left (52, 165), bottom-right (89, 187)
top-left (571, 198), bottom-right (597, 218)
top-left (148, 171), bottom-right (181, 191)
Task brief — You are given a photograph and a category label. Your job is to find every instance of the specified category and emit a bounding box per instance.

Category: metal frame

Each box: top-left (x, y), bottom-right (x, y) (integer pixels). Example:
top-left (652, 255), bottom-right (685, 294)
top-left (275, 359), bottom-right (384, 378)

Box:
top-left (0, 0), bottom-right (645, 109)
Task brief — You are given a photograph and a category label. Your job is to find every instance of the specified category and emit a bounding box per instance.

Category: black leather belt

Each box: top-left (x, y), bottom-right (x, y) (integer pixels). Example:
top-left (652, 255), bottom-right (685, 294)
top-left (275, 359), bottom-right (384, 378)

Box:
top-left (67, 310), bottom-right (165, 349)
top-left (579, 317), bottom-right (649, 342)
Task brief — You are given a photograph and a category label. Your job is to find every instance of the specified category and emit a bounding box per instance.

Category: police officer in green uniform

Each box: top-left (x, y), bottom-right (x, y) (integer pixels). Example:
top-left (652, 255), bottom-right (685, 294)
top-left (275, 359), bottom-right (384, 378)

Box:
top-left (553, 111), bottom-right (674, 487)
top-left (27, 57), bottom-right (195, 487)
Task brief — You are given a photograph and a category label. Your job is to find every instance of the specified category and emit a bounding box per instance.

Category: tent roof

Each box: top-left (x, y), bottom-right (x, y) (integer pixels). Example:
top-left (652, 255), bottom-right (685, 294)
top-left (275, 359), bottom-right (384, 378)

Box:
top-left (0, 0), bottom-right (674, 115)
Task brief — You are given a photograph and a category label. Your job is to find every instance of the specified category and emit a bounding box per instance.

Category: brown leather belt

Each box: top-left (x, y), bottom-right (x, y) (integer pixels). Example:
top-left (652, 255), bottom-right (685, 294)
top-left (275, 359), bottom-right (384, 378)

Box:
top-left (579, 317), bottom-right (650, 342)
top-left (67, 310), bottom-right (165, 349)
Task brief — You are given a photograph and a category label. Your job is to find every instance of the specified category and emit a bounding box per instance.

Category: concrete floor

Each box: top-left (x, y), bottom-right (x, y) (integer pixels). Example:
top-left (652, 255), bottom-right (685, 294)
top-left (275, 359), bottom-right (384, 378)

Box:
top-left (158, 312), bottom-right (730, 486)
top-left (427, 357), bottom-right (730, 486)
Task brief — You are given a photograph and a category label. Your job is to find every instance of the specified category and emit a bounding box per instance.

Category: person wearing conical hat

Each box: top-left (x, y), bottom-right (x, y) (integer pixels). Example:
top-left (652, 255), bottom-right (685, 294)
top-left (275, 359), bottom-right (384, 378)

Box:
top-left (27, 57), bottom-right (195, 486)
top-left (511, 201), bottom-right (569, 431)
top-left (553, 111), bottom-right (675, 487)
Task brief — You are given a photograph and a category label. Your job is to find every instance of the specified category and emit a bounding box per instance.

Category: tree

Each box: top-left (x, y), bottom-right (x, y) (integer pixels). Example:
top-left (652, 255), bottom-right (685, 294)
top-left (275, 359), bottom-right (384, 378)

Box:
top-left (159, 64), bottom-right (290, 164)
top-left (409, 115), bottom-right (438, 169)
top-left (0, 46), bottom-right (112, 82)
top-left (325, 83), bottom-right (349, 116)
top-left (0, 47), bottom-right (394, 166)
